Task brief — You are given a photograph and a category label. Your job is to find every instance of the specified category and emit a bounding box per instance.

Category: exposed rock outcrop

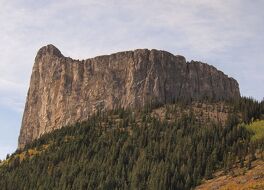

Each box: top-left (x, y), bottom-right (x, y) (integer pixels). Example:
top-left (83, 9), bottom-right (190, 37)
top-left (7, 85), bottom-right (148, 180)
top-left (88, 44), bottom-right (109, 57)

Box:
top-left (18, 44), bottom-right (240, 148)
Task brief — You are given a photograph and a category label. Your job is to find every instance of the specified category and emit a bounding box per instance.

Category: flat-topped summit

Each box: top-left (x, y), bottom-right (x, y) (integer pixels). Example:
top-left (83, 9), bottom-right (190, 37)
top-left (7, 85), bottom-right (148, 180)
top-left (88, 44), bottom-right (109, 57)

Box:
top-left (18, 45), bottom-right (240, 148)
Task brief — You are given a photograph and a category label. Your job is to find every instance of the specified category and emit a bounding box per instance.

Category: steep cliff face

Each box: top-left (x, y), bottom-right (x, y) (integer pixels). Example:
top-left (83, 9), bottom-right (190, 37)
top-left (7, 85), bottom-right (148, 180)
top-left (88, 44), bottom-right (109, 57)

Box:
top-left (18, 44), bottom-right (240, 148)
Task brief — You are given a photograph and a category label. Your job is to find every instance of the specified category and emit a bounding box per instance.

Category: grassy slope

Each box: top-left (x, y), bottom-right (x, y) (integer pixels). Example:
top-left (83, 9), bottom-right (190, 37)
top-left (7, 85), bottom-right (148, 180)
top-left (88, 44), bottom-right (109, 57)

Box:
top-left (195, 159), bottom-right (264, 190)
top-left (246, 120), bottom-right (264, 141)
top-left (196, 120), bottom-right (264, 190)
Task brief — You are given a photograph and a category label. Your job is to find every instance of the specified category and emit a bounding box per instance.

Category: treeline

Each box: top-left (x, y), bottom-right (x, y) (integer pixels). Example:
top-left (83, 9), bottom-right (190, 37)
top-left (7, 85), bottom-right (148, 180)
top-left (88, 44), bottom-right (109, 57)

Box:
top-left (0, 97), bottom-right (263, 190)
top-left (231, 96), bottom-right (264, 123)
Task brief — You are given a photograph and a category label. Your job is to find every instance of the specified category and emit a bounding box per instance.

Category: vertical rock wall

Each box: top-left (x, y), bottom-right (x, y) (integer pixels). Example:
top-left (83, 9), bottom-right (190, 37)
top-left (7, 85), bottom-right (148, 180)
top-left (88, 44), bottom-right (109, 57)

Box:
top-left (18, 45), bottom-right (240, 148)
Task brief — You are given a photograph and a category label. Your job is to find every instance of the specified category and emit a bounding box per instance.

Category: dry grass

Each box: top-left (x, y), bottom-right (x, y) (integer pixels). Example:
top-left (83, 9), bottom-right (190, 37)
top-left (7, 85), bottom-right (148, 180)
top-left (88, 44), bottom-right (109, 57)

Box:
top-left (196, 159), bottom-right (264, 190)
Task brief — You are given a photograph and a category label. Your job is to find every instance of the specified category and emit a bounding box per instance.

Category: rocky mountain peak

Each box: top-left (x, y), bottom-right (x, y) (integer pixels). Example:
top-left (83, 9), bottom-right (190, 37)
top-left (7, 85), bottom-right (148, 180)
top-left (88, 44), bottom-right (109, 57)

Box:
top-left (18, 45), bottom-right (240, 149)
top-left (36, 44), bottom-right (63, 59)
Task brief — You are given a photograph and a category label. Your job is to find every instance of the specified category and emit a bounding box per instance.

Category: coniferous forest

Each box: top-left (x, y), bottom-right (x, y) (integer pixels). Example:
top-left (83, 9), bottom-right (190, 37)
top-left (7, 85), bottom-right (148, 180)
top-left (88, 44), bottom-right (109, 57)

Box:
top-left (0, 97), bottom-right (264, 190)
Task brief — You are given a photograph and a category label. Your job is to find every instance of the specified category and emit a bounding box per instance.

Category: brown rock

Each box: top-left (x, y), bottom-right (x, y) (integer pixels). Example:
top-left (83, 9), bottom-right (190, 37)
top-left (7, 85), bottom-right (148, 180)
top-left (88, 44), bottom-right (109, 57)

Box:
top-left (18, 44), bottom-right (240, 149)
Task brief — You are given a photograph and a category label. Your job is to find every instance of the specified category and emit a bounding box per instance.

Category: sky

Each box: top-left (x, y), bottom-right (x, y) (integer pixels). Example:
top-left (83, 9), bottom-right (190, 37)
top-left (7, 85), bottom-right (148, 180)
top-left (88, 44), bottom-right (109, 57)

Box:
top-left (0, 0), bottom-right (264, 159)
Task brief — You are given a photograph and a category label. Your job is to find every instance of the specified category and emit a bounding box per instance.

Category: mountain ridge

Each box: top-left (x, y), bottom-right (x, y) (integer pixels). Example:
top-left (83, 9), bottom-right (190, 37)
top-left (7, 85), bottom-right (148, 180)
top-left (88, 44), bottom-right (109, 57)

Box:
top-left (18, 44), bottom-right (240, 148)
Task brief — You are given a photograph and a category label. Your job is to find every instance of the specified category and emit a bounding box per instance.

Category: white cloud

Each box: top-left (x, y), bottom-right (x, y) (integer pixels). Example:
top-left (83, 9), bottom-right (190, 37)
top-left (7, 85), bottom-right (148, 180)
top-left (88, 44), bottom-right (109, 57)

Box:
top-left (0, 0), bottom-right (263, 111)
top-left (0, 79), bottom-right (26, 112)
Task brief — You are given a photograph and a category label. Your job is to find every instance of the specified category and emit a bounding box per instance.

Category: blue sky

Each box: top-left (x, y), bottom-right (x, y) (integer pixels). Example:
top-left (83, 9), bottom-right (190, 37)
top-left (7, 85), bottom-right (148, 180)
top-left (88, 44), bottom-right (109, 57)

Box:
top-left (0, 0), bottom-right (264, 159)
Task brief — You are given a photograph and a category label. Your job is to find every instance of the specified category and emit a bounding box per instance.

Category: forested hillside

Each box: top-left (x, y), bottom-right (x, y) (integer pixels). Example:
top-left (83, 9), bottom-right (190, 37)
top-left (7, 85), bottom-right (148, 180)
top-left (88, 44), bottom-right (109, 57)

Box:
top-left (0, 98), bottom-right (263, 190)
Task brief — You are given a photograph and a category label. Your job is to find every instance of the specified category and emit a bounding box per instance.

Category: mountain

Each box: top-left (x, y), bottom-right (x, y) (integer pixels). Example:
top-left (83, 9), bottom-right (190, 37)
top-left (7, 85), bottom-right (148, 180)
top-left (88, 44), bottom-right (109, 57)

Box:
top-left (18, 45), bottom-right (240, 149)
top-left (1, 45), bottom-right (263, 189)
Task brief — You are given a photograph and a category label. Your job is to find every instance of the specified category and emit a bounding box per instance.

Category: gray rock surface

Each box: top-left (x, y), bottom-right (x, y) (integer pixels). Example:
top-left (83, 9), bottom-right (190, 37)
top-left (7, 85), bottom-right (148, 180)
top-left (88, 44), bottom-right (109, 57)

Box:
top-left (18, 44), bottom-right (240, 149)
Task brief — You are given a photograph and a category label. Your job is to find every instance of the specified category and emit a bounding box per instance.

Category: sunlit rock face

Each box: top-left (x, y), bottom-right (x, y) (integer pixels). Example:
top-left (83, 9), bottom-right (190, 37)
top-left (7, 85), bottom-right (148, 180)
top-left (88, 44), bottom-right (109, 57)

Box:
top-left (18, 44), bottom-right (240, 149)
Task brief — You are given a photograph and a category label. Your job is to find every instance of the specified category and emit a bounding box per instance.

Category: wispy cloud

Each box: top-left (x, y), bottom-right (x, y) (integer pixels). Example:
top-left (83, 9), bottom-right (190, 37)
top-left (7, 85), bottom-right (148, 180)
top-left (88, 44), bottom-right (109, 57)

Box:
top-left (0, 0), bottom-right (263, 111)
top-left (0, 78), bottom-right (26, 112)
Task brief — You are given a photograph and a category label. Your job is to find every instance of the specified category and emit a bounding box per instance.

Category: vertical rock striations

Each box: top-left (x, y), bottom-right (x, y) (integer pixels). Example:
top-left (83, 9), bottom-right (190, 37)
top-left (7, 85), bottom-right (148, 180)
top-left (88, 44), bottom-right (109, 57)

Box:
top-left (18, 44), bottom-right (240, 148)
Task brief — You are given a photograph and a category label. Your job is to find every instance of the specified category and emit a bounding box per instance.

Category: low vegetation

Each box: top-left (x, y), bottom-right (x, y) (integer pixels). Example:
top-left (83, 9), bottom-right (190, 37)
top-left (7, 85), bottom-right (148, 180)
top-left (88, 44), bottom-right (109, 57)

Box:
top-left (246, 120), bottom-right (264, 141)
